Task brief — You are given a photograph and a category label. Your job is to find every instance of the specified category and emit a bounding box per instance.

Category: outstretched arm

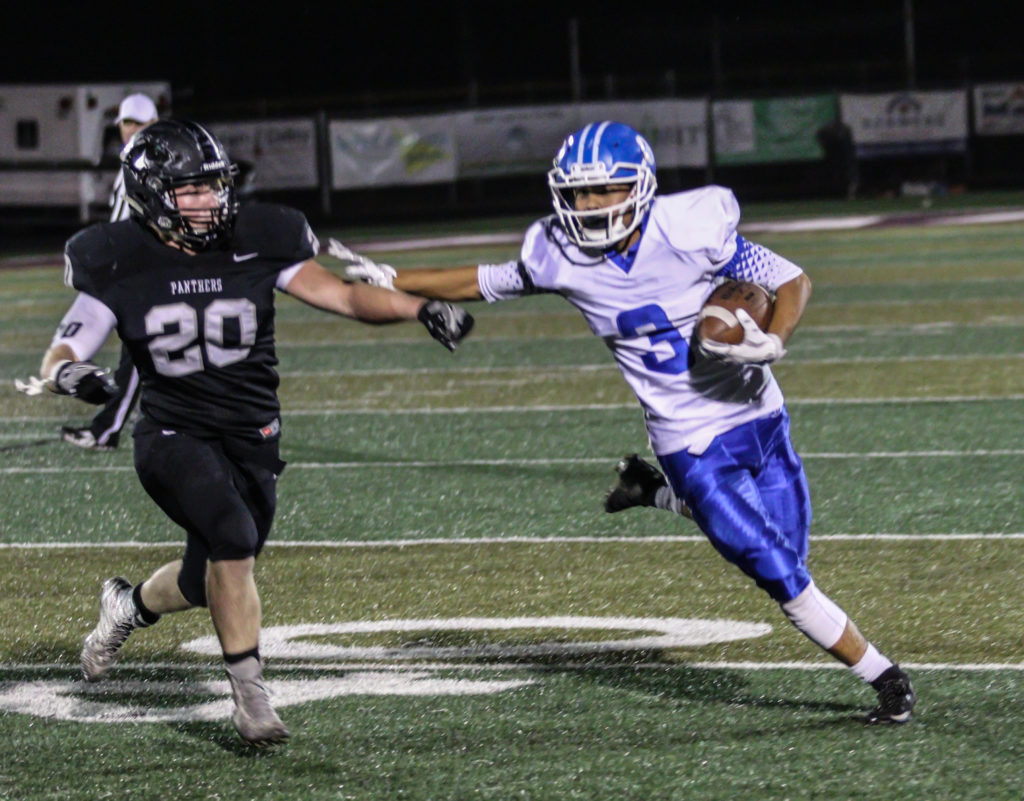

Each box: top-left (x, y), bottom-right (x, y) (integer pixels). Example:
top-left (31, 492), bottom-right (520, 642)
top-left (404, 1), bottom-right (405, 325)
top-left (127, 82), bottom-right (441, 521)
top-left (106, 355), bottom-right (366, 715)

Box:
top-left (284, 259), bottom-right (427, 321)
top-left (392, 266), bottom-right (484, 301)
top-left (283, 259), bottom-right (474, 351)
top-left (328, 238), bottom-right (484, 301)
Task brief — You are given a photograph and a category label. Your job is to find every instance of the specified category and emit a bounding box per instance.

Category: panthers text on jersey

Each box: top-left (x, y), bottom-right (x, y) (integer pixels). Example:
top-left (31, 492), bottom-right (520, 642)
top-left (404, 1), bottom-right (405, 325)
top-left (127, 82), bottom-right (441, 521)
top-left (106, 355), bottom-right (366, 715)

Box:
top-left (59, 203), bottom-right (319, 440)
top-left (481, 185), bottom-right (804, 456)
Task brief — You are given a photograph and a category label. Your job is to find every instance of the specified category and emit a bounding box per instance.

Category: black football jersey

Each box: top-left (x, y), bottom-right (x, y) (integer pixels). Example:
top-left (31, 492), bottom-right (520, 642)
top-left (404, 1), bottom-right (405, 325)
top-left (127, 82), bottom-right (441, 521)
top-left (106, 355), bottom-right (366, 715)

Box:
top-left (63, 203), bottom-right (318, 439)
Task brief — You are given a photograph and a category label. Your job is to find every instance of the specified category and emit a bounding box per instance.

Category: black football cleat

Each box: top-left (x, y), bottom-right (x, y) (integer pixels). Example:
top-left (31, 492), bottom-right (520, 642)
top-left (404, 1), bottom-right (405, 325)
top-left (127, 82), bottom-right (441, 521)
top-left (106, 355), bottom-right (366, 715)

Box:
top-left (866, 664), bottom-right (917, 724)
top-left (604, 454), bottom-right (667, 513)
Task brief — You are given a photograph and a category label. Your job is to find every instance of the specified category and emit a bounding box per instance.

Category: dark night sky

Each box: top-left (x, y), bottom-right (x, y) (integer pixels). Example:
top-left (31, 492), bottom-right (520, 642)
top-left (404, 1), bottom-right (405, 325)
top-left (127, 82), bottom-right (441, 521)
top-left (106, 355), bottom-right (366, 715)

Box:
top-left (3, 2), bottom-right (1022, 117)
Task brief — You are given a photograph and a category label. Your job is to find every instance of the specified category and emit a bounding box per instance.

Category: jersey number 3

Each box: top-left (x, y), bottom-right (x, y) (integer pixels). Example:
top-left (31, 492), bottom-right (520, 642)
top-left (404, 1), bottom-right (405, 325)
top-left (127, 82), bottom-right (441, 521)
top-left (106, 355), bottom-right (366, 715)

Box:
top-left (145, 299), bottom-right (257, 377)
top-left (617, 304), bottom-right (690, 375)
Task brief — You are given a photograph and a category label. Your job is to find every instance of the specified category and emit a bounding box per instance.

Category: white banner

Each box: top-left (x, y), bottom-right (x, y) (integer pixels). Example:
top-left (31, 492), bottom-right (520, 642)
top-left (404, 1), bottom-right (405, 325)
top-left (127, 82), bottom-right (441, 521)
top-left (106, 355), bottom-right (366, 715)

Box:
top-left (209, 119), bottom-right (318, 190)
top-left (711, 100), bottom-right (756, 157)
top-left (455, 100), bottom-right (708, 177)
top-left (839, 91), bottom-right (968, 155)
top-left (454, 106), bottom-right (577, 177)
top-left (972, 83), bottom-right (1024, 136)
top-left (330, 116), bottom-right (456, 188)
top-left (574, 99), bottom-right (708, 168)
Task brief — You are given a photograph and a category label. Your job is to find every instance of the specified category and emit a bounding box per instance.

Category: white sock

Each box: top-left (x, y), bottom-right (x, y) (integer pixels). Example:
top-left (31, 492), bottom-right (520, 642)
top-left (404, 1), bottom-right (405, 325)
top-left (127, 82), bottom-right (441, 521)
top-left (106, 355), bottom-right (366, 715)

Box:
top-left (654, 485), bottom-right (688, 515)
top-left (850, 643), bottom-right (893, 684)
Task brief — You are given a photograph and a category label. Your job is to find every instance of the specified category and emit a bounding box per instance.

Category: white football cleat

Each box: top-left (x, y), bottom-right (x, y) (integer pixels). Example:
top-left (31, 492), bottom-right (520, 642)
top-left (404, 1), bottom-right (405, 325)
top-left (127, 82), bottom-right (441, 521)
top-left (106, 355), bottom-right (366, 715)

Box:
top-left (226, 657), bottom-right (290, 747)
top-left (81, 577), bottom-right (137, 681)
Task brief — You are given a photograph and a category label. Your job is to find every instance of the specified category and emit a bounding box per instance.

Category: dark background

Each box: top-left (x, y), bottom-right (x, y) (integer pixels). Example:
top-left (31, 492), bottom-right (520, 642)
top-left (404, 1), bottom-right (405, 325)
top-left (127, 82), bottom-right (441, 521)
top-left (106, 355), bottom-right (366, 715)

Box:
top-left (4, 1), bottom-right (1017, 117)
top-left (4, 1), bottom-right (1023, 225)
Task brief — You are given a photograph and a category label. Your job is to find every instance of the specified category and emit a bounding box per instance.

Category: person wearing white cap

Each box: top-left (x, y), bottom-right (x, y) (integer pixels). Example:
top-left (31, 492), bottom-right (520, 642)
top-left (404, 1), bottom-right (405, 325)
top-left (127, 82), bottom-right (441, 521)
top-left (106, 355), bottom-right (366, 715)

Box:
top-left (59, 92), bottom-right (159, 452)
top-left (111, 95), bottom-right (159, 222)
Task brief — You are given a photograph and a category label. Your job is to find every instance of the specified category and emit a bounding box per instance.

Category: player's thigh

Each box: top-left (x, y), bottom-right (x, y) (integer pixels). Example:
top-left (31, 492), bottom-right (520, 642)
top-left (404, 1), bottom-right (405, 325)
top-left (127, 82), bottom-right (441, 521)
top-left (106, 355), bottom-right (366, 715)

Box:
top-left (133, 426), bottom-right (259, 557)
top-left (756, 436), bottom-right (812, 561)
top-left (222, 436), bottom-right (285, 552)
top-left (659, 442), bottom-right (809, 600)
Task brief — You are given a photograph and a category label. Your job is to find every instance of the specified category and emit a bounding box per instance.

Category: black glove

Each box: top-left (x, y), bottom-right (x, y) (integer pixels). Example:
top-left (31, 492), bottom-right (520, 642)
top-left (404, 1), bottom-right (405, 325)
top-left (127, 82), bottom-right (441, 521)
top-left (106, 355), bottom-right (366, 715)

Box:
top-left (417, 301), bottom-right (474, 351)
top-left (53, 361), bottom-right (119, 405)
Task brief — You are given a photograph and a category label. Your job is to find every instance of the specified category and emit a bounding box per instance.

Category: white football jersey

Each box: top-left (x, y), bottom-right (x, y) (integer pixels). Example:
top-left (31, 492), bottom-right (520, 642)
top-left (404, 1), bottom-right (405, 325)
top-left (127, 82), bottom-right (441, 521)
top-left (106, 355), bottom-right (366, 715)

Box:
top-left (479, 185), bottom-right (804, 456)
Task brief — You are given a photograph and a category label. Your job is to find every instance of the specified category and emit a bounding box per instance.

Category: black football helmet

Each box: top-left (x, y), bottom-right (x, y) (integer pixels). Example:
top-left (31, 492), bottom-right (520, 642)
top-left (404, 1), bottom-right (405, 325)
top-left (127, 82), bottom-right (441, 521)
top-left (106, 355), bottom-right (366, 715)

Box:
top-left (121, 119), bottom-right (238, 250)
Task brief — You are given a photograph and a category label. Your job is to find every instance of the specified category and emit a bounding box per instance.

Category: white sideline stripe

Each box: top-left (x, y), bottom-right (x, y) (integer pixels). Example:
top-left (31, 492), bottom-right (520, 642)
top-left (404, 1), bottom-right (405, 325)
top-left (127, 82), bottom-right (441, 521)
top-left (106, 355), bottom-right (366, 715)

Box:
top-left (275, 351), bottom-right (1024, 378)
top-left (3, 449), bottom-right (1023, 476)
top-left (2, 533), bottom-right (1023, 550)
top-left (0, 659), bottom-right (1021, 672)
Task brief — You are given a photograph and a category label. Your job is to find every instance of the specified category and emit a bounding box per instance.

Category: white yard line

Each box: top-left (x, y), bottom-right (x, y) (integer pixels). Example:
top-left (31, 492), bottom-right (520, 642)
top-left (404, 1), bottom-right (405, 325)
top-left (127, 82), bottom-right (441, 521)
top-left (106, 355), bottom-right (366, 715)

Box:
top-left (2, 448), bottom-right (1023, 476)
top-left (8, 394), bottom-right (1024, 427)
top-left (3, 533), bottom-right (1023, 550)
top-left (0, 659), bottom-right (1021, 672)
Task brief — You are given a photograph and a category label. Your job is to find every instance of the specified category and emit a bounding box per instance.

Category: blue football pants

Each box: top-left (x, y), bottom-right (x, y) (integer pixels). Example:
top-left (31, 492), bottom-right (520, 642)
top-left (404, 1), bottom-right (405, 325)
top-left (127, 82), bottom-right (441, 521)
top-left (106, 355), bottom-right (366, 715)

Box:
top-left (657, 408), bottom-right (812, 603)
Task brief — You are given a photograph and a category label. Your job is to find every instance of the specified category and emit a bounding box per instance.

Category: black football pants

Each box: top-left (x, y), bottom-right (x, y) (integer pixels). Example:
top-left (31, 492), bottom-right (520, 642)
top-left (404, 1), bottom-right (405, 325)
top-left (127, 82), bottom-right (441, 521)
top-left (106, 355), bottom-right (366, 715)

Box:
top-left (132, 416), bottom-right (286, 607)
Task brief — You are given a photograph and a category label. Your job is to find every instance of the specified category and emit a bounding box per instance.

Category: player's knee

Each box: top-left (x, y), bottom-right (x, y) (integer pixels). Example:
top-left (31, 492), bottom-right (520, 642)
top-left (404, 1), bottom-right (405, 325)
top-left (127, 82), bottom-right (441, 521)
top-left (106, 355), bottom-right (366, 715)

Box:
top-left (177, 564), bottom-right (208, 607)
top-left (208, 526), bottom-right (260, 562)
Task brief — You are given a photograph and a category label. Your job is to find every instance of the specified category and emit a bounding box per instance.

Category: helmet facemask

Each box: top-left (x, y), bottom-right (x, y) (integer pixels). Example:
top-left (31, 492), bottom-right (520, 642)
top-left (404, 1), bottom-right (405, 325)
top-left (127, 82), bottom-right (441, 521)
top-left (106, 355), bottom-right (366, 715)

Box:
top-left (122, 119), bottom-right (239, 252)
top-left (147, 172), bottom-right (238, 251)
top-left (547, 121), bottom-right (658, 251)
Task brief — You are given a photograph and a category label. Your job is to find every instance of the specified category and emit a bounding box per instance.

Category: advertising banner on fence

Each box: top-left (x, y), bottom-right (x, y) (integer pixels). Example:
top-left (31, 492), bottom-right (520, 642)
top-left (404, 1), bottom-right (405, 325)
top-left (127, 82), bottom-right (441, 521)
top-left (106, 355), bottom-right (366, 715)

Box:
top-left (972, 83), bottom-right (1024, 136)
top-left (839, 91), bottom-right (968, 156)
top-left (455, 100), bottom-right (709, 177)
top-left (454, 106), bottom-right (577, 178)
top-left (574, 99), bottom-right (708, 168)
top-left (209, 119), bottom-right (318, 190)
top-left (329, 116), bottom-right (456, 189)
top-left (713, 95), bottom-right (835, 165)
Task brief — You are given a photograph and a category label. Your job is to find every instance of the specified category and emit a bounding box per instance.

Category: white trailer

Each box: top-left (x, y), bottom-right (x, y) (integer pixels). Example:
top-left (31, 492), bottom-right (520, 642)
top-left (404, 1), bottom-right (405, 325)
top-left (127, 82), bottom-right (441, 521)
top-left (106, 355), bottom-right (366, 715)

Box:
top-left (0, 82), bottom-right (170, 221)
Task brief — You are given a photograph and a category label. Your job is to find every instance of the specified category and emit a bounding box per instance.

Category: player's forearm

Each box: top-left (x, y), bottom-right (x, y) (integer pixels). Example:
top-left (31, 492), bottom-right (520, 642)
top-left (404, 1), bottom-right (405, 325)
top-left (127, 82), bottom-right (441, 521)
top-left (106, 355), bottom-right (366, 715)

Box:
top-left (769, 273), bottom-right (812, 343)
top-left (345, 281), bottom-right (426, 322)
top-left (287, 260), bottom-right (423, 322)
top-left (393, 266), bottom-right (483, 301)
top-left (40, 343), bottom-right (79, 382)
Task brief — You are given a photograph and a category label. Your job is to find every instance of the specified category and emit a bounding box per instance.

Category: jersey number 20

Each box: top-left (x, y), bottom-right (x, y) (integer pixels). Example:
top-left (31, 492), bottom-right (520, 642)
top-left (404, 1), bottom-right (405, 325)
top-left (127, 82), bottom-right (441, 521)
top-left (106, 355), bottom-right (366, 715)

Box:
top-left (145, 299), bottom-right (257, 377)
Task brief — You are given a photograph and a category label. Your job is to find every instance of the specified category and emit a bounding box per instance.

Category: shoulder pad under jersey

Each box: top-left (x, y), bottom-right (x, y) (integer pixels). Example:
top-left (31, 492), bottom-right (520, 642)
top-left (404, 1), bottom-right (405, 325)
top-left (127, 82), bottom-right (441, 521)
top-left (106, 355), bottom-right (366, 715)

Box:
top-left (63, 221), bottom-right (140, 297)
top-left (231, 202), bottom-right (319, 263)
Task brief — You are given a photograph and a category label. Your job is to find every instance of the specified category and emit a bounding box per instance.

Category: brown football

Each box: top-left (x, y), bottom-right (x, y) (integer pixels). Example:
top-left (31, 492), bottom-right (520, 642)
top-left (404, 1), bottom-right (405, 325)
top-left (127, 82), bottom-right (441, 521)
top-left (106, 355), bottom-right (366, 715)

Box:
top-left (696, 280), bottom-right (774, 345)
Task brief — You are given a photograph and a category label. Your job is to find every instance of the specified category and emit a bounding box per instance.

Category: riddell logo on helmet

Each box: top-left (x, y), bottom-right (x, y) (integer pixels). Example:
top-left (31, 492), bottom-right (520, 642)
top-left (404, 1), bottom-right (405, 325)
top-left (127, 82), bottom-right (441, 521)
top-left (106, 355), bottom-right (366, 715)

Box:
top-left (202, 161), bottom-right (227, 171)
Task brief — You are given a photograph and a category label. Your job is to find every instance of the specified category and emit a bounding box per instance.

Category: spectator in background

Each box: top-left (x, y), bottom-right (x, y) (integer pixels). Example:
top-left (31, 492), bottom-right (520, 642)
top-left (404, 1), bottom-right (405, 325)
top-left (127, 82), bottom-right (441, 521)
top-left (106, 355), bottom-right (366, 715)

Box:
top-left (60, 93), bottom-right (158, 451)
top-left (816, 117), bottom-right (858, 200)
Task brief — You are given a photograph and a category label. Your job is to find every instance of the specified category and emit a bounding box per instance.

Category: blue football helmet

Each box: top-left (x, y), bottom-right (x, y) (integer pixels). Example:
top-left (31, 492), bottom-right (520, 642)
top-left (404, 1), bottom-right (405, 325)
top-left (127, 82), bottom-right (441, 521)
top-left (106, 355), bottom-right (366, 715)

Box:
top-left (548, 121), bottom-right (658, 250)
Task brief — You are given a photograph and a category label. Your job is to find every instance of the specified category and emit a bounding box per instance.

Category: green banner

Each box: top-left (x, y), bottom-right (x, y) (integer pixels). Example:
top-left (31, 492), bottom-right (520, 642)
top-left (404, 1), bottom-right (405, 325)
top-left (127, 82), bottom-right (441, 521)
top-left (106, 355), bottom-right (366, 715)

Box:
top-left (714, 94), bottom-right (837, 165)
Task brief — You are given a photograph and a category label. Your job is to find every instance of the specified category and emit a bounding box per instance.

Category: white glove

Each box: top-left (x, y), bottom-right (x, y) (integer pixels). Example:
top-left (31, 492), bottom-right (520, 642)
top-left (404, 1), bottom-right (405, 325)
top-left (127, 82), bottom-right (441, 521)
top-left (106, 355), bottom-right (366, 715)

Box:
top-left (14, 376), bottom-right (48, 396)
top-left (328, 238), bottom-right (397, 290)
top-left (699, 309), bottom-right (787, 365)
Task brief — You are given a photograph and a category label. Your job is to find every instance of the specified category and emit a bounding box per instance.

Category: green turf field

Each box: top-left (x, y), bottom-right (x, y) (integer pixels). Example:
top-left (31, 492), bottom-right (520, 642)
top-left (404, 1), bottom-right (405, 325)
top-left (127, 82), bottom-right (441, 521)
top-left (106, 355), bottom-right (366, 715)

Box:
top-left (2, 201), bottom-right (1024, 800)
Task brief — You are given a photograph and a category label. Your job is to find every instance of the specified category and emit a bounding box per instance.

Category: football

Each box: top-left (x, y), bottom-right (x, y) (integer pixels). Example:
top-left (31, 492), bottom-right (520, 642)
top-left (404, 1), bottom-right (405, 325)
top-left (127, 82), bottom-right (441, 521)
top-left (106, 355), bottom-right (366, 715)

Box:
top-left (696, 280), bottom-right (774, 345)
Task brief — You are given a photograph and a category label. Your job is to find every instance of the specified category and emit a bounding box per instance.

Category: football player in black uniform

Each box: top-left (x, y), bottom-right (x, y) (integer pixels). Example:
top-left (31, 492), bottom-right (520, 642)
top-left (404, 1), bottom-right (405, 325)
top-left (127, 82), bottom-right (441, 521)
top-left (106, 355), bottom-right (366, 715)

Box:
top-left (31, 119), bottom-right (474, 747)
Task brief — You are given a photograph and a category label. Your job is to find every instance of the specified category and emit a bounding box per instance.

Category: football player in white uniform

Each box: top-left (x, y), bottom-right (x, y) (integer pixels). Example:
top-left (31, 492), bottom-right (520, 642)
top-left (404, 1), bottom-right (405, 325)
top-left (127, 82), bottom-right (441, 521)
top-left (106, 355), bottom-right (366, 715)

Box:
top-left (334, 120), bottom-right (916, 724)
